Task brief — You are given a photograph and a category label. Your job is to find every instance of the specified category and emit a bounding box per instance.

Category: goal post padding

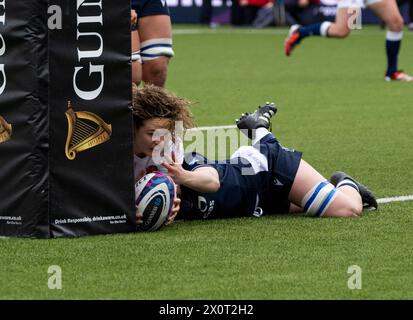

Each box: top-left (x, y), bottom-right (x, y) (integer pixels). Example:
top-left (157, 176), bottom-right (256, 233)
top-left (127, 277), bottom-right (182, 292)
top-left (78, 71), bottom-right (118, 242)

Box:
top-left (0, 0), bottom-right (136, 238)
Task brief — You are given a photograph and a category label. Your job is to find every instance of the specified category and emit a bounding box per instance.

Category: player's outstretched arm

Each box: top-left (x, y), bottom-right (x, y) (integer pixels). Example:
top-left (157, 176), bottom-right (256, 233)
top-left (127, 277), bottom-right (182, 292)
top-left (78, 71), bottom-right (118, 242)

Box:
top-left (161, 154), bottom-right (220, 193)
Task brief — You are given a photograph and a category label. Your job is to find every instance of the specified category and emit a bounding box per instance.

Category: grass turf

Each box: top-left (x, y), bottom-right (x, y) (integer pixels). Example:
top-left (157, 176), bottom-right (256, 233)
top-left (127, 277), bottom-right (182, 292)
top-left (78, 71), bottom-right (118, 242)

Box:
top-left (1, 26), bottom-right (412, 299)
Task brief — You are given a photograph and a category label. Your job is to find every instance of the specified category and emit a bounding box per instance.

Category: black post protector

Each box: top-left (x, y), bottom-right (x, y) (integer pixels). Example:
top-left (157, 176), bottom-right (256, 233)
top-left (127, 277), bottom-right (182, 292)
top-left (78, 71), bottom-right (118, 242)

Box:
top-left (0, 0), bottom-right (136, 238)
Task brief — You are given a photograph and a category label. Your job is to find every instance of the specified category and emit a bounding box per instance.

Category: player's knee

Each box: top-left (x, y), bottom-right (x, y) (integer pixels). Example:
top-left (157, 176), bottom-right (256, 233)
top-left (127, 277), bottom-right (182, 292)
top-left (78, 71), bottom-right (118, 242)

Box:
top-left (337, 202), bottom-right (362, 217)
top-left (132, 53), bottom-right (142, 86)
top-left (139, 38), bottom-right (173, 86)
top-left (132, 67), bottom-right (142, 86)
top-left (335, 26), bottom-right (351, 38)
top-left (386, 16), bottom-right (404, 32)
top-left (351, 200), bottom-right (363, 216)
top-left (143, 62), bottom-right (168, 87)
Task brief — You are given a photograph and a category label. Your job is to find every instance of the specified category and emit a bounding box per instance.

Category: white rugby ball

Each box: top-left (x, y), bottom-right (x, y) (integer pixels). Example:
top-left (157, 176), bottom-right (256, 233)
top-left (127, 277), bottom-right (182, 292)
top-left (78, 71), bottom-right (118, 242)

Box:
top-left (135, 172), bottom-right (176, 231)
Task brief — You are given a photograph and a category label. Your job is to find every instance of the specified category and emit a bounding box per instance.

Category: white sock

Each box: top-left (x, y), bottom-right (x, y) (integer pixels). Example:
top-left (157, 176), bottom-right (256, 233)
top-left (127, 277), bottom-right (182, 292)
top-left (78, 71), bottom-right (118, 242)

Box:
top-left (320, 21), bottom-right (333, 37)
top-left (253, 128), bottom-right (270, 145)
top-left (386, 30), bottom-right (403, 41)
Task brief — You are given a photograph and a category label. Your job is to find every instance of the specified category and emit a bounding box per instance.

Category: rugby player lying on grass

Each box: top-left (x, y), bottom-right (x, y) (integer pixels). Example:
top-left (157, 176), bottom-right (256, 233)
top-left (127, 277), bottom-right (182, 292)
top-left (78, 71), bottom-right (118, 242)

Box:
top-left (132, 85), bottom-right (378, 225)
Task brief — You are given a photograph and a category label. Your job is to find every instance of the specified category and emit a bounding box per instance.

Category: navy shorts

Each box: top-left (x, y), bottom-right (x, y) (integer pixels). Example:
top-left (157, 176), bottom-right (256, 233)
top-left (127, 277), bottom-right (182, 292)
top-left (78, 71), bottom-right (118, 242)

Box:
top-left (131, 0), bottom-right (170, 18)
top-left (257, 134), bottom-right (302, 215)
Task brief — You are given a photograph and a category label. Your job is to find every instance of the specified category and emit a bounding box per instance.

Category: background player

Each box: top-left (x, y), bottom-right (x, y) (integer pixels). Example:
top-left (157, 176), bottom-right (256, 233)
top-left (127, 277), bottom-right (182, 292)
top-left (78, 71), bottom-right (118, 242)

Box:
top-left (284, 0), bottom-right (413, 81)
top-left (131, 0), bottom-right (174, 86)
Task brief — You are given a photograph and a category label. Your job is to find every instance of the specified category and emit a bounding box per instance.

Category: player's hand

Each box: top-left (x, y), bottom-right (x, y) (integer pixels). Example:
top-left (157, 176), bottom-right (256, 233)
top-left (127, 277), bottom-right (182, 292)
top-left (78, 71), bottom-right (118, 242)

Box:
top-left (131, 9), bottom-right (137, 27)
top-left (165, 196), bottom-right (181, 225)
top-left (161, 152), bottom-right (187, 186)
top-left (136, 206), bottom-right (143, 225)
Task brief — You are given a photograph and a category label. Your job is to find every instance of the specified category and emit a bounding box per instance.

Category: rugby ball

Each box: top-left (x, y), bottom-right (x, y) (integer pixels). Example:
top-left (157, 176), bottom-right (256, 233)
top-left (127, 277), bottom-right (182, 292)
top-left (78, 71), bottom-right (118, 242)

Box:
top-left (135, 172), bottom-right (176, 231)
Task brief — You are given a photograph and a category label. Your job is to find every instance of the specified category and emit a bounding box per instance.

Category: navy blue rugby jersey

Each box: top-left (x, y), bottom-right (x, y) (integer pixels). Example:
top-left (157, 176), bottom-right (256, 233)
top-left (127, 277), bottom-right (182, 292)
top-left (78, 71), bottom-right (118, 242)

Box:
top-left (178, 152), bottom-right (273, 220)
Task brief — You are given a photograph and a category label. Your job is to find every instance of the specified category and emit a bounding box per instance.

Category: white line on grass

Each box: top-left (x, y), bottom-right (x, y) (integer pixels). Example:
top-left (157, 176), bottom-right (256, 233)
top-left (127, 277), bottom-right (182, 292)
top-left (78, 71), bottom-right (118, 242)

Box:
top-left (377, 195), bottom-right (413, 204)
top-left (187, 124), bottom-right (237, 132)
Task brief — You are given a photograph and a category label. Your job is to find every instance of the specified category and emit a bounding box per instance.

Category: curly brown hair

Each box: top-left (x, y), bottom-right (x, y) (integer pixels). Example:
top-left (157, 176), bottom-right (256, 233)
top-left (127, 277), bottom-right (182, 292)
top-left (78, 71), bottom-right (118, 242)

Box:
top-left (132, 83), bottom-right (194, 131)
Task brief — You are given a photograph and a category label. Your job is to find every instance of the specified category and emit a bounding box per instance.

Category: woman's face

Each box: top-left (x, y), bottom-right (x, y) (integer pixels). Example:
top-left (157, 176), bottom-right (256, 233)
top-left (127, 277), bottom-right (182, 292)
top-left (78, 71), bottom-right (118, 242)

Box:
top-left (134, 118), bottom-right (170, 157)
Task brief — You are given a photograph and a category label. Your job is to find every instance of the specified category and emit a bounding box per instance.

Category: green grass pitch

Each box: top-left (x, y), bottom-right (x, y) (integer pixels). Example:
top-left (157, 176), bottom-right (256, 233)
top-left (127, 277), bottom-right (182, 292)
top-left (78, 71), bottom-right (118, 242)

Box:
top-left (1, 26), bottom-right (412, 299)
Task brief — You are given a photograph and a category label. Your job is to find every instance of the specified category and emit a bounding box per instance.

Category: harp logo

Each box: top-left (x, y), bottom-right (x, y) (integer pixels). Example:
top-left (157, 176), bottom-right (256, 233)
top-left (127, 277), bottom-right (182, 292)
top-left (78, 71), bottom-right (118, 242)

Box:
top-left (0, 115), bottom-right (11, 144)
top-left (65, 102), bottom-right (112, 160)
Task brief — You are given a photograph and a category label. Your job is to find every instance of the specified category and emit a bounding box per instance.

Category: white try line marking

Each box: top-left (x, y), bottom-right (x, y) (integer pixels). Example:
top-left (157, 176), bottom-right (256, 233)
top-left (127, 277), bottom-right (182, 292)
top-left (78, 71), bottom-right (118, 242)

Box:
top-left (377, 195), bottom-right (413, 204)
top-left (187, 124), bottom-right (237, 132)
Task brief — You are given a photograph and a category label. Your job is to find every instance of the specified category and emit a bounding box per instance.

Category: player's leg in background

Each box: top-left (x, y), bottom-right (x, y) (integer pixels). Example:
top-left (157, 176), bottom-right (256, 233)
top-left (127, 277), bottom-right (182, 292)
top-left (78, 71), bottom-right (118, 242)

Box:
top-left (368, 0), bottom-right (408, 79)
top-left (299, 6), bottom-right (354, 38)
top-left (284, 6), bottom-right (353, 56)
top-left (138, 15), bottom-right (174, 87)
top-left (323, 6), bottom-right (354, 38)
top-left (288, 160), bottom-right (364, 217)
top-left (132, 30), bottom-right (143, 85)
